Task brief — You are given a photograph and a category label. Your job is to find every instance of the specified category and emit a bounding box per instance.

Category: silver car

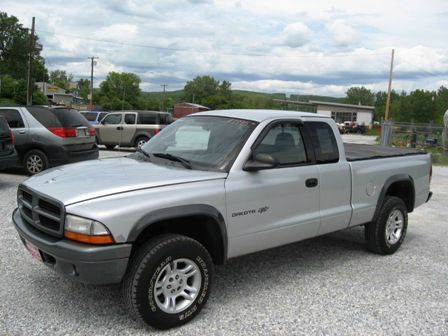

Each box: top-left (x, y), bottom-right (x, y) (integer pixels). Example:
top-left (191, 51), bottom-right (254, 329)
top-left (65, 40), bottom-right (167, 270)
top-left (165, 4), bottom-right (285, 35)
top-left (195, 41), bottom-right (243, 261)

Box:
top-left (95, 110), bottom-right (172, 149)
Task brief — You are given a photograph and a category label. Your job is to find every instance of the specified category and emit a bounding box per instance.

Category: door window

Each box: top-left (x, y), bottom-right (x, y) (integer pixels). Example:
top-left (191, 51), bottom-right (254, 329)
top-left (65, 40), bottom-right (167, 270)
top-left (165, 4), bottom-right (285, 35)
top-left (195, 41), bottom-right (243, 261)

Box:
top-left (0, 109), bottom-right (25, 128)
top-left (102, 114), bottom-right (122, 125)
top-left (124, 114), bottom-right (136, 125)
top-left (253, 122), bottom-right (307, 165)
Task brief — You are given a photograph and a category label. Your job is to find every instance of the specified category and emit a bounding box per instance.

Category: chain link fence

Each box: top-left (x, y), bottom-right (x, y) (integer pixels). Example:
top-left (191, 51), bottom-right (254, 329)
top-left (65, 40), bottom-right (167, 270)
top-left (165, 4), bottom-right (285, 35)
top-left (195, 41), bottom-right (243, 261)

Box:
top-left (380, 117), bottom-right (448, 164)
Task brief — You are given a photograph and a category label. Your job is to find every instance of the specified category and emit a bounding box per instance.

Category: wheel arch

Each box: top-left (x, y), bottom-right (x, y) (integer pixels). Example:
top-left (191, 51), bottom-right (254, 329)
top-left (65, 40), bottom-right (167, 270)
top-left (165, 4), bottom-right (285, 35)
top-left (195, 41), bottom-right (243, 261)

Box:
top-left (128, 204), bottom-right (227, 265)
top-left (131, 132), bottom-right (151, 146)
top-left (372, 174), bottom-right (415, 223)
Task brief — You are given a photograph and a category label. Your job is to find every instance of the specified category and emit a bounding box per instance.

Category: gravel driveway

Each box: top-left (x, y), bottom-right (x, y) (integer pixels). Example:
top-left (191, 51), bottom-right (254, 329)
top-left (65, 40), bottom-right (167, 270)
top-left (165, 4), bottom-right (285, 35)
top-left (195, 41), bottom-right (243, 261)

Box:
top-left (1, 151), bottom-right (447, 336)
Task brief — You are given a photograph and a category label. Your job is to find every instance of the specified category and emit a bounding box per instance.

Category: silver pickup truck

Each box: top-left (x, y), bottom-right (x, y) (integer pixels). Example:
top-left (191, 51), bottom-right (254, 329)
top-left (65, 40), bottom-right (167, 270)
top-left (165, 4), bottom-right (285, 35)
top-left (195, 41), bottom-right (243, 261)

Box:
top-left (12, 109), bottom-right (432, 329)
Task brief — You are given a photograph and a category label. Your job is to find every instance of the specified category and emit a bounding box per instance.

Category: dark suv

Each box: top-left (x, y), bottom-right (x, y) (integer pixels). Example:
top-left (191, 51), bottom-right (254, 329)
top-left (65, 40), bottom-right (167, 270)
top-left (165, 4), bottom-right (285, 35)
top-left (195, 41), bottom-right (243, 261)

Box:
top-left (0, 116), bottom-right (18, 170)
top-left (0, 106), bottom-right (99, 175)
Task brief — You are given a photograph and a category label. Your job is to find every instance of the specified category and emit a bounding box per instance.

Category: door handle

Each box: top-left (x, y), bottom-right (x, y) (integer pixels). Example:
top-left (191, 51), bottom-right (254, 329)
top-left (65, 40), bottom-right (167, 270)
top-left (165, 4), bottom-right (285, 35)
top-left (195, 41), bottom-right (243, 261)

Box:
top-left (305, 178), bottom-right (318, 188)
top-left (116, 126), bottom-right (123, 130)
top-left (19, 130), bottom-right (26, 134)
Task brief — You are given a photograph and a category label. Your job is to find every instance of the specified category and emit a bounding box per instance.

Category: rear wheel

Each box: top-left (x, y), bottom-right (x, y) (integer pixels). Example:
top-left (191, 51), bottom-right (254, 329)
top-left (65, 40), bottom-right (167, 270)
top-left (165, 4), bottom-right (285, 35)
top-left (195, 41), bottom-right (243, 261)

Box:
top-left (365, 196), bottom-right (408, 255)
top-left (23, 149), bottom-right (49, 175)
top-left (135, 136), bottom-right (149, 148)
top-left (122, 234), bottom-right (213, 330)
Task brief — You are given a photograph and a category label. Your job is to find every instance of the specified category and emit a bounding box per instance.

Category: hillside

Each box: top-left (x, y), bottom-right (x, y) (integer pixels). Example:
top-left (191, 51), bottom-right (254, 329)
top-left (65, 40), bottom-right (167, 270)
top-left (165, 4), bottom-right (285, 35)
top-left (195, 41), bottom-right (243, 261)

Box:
top-left (142, 89), bottom-right (344, 106)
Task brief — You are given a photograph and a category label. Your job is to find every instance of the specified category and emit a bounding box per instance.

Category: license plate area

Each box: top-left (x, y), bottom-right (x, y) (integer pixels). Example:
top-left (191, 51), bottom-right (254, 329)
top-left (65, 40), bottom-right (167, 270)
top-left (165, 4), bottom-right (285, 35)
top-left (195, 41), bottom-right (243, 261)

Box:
top-left (25, 240), bottom-right (43, 262)
top-left (76, 128), bottom-right (88, 137)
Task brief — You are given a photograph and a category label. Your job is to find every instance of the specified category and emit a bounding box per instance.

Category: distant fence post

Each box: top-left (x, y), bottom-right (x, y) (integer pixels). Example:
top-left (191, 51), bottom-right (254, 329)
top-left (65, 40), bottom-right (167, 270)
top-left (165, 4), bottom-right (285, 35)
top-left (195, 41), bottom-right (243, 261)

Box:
top-left (443, 110), bottom-right (448, 155)
top-left (381, 119), bottom-right (393, 147)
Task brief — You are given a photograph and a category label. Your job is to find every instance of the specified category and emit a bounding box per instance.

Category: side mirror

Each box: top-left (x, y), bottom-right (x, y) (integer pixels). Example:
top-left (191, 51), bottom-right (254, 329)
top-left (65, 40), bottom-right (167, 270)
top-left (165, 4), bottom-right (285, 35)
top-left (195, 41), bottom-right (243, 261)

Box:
top-left (243, 153), bottom-right (279, 172)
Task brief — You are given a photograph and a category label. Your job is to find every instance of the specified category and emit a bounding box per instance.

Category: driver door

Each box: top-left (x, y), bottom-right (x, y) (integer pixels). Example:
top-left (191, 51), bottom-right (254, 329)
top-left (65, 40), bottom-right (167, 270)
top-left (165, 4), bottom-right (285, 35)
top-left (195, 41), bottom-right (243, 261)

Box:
top-left (225, 121), bottom-right (321, 258)
top-left (98, 113), bottom-right (123, 144)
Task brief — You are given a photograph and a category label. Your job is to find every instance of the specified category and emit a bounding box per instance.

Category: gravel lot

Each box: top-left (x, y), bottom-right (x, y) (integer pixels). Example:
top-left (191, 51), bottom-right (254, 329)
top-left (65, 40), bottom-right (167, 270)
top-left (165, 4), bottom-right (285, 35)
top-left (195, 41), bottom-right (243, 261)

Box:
top-left (1, 150), bottom-right (447, 336)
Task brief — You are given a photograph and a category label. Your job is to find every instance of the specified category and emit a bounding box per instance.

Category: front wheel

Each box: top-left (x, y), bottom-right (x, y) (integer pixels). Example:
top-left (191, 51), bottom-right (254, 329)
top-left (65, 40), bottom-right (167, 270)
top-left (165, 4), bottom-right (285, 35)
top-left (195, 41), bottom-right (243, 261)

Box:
top-left (122, 234), bottom-right (213, 330)
top-left (365, 196), bottom-right (408, 255)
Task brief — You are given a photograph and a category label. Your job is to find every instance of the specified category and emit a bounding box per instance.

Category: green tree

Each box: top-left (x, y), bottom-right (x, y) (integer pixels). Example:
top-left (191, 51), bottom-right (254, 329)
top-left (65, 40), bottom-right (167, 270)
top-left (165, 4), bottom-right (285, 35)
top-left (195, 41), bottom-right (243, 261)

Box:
top-left (406, 89), bottom-right (434, 123)
top-left (76, 78), bottom-right (90, 99)
top-left (183, 75), bottom-right (220, 104)
top-left (345, 86), bottom-right (375, 106)
top-left (435, 86), bottom-right (448, 125)
top-left (99, 72), bottom-right (141, 110)
top-left (0, 12), bottom-right (48, 82)
top-left (182, 75), bottom-right (233, 109)
top-left (49, 70), bottom-right (73, 91)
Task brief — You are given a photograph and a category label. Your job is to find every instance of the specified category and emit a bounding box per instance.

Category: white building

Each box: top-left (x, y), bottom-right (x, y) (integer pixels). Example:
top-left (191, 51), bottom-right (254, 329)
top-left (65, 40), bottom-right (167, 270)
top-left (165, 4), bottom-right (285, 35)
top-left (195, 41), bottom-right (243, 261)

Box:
top-left (309, 100), bottom-right (374, 127)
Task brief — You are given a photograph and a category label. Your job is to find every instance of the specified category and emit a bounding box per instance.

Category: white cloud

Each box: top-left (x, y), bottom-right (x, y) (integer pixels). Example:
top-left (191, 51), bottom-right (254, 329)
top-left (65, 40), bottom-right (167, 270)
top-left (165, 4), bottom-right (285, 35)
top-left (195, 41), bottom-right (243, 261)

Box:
top-left (1, 0), bottom-right (447, 96)
top-left (325, 19), bottom-right (358, 46)
top-left (281, 22), bottom-right (312, 48)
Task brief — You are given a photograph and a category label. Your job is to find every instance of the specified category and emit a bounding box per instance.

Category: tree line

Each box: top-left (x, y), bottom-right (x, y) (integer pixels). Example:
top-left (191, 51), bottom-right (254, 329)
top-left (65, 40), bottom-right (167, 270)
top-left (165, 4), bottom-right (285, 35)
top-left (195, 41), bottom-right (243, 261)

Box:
top-left (1, 12), bottom-right (446, 124)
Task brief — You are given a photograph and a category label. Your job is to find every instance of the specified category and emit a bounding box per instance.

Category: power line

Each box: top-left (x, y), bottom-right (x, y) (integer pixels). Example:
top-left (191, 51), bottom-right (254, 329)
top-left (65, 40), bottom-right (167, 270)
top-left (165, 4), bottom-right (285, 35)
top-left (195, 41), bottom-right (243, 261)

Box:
top-left (35, 29), bottom-right (390, 58)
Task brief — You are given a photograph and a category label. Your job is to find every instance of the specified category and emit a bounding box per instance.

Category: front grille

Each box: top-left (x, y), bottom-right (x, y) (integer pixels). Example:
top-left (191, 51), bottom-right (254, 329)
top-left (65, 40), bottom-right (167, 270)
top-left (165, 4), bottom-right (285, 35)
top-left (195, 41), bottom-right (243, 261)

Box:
top-left (18, 186), bottom-right (64, 237)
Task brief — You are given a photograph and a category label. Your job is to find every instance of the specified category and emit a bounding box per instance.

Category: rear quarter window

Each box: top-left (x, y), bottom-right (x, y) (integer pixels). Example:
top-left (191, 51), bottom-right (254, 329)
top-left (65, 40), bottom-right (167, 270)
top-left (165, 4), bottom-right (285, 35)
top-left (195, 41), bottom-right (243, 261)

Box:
top-left (0, 109), bottom-right (25, 128)
top-left (138, 113), bottom-right (157, 124)
top-left (304, 121), bottom-right (339, 163)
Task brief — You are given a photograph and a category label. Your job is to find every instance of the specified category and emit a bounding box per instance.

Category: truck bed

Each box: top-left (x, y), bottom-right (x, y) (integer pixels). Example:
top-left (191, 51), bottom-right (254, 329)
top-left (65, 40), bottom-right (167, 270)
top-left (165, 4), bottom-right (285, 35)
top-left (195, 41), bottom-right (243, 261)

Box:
top-left (344, 143), bottom-right (426, 162)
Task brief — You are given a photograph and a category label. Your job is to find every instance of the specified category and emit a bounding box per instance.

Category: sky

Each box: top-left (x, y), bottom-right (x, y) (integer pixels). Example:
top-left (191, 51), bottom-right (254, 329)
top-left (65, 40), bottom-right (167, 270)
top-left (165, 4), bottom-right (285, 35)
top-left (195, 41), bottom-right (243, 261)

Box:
top-left (2, 0), bottom-right (448, 96)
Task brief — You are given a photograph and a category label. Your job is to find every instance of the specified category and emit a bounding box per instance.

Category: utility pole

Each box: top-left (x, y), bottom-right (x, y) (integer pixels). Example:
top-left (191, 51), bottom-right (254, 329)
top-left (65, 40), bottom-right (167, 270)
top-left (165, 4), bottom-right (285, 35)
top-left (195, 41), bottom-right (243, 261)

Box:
top-left (384, 49), bottom-right (395, 121)
top-left (26, 17), bottom-right (35, 106)
top-left (88, 56), bottom-right (98, 110)
top-left (160, 84), bottom-right (168, 112)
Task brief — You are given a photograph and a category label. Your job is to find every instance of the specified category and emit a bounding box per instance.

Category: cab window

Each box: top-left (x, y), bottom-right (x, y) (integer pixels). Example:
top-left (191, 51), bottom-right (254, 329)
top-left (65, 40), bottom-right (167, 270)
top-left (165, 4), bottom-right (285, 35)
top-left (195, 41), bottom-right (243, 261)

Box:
top-left (253, 122), bottom-right (307, 166)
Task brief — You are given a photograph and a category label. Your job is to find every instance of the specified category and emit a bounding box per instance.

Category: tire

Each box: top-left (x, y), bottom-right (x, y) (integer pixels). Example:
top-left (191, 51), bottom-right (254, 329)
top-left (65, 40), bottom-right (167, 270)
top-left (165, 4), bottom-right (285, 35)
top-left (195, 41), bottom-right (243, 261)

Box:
top-left (122, 234), bottom-right (213, 330)
top-left (105, 145), bottom-right (115, 150)
top-left (135, 136), bottom-right (149, 148)
top-left (365, 196), bottom-right (408, 255)
top-left (23, 149), bottom-right (49, 175)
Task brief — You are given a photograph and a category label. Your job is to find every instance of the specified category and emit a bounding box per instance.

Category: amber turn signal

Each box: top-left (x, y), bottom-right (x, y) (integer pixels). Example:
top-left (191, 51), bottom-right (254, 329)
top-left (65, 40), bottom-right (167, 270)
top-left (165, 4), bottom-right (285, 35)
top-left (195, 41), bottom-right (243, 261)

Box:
top-left (64, 230), bottom-right (114, 245)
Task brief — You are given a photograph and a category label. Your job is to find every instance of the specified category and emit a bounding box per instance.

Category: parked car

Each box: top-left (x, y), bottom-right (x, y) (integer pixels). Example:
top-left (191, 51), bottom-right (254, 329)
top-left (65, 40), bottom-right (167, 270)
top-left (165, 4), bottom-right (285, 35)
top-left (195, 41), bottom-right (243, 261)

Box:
top-left (95, 110), bottom-right (172, 149)
top-left (0, 106), bottom-right (99, 175)
top-left (80, 111), bottom-right (109, 125)
top-left (12, 109), bottom-right (432, 329)
top-left (0, 116), bottom-right (18, 170)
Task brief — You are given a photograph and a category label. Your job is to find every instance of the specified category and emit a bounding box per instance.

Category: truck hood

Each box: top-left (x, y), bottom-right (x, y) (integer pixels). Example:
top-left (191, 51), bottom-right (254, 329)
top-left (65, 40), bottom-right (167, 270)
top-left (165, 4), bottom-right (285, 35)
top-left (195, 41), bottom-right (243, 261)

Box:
top-left (22, 156), bottom-right (227, 205)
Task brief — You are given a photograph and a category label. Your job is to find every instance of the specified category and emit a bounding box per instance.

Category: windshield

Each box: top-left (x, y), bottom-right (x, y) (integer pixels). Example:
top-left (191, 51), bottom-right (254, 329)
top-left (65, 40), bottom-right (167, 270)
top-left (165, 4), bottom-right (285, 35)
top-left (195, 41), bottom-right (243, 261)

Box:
top-left (141, 116), bottom-right (257, 171)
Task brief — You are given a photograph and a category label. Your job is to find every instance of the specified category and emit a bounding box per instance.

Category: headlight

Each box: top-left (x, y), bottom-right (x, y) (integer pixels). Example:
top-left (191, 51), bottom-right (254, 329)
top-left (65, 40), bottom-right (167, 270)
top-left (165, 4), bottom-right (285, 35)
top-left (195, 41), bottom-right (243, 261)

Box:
top-left (64, 214), bottom-right (114, 245)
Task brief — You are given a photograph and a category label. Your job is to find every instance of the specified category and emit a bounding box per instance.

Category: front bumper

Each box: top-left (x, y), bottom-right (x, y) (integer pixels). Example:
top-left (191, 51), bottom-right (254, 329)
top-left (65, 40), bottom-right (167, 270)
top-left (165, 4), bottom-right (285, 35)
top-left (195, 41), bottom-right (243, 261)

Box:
top-left (12, 208), bottom-right (131, 285)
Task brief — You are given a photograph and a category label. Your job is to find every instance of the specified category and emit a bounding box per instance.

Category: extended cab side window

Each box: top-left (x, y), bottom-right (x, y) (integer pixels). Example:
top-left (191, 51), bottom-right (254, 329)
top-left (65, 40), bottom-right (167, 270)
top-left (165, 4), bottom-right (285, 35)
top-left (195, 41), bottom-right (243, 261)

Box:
top-left (102, 114), bottom-right (122, 125)
top-left (253, 122), bottom-right (307, 165)
top-left (0, 109), bottom-right (25, 128)
top-left (305, 121), bottom-right (339, 163)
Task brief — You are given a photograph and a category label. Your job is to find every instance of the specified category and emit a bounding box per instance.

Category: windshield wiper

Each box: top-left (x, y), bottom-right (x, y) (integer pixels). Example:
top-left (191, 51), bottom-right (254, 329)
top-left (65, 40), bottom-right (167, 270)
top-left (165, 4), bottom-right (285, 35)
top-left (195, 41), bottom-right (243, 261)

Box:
top-left (136, 147), bottom-right (151, 160)
top-left (152, 153), bottom-right (192, 169)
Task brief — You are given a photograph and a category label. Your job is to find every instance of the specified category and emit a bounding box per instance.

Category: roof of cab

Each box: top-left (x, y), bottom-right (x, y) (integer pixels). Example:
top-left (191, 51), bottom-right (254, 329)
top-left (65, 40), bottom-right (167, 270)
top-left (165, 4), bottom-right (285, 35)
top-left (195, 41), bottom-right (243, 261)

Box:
top-left (192, 109), bottom-right (330, 122)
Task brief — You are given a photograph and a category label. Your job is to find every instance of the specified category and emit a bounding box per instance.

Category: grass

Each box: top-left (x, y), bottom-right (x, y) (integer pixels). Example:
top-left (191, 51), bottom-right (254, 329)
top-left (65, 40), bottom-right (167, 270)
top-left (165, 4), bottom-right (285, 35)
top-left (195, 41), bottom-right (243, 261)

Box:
top-left (424, 147), bottom-right (448, 166)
